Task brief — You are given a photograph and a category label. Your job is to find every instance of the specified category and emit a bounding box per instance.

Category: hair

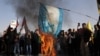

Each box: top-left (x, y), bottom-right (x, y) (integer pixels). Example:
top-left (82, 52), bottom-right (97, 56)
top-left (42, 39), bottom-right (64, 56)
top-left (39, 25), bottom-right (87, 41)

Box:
top-left (68, 28), bottom-right (71, 32)
top-left (82, 23), bottom-right (86, 26)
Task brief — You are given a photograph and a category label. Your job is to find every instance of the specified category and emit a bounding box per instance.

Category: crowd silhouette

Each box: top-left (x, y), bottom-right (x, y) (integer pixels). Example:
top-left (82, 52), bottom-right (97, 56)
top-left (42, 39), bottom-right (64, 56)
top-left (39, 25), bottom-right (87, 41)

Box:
top-left (0, 16), bottom-right (100, 56)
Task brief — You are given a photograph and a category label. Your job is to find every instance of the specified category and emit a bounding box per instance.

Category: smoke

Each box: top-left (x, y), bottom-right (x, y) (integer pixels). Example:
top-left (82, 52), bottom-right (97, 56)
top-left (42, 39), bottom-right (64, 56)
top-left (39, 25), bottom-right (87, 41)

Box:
top-left (7, 0), bottom-right (59, 30)
top-left (6, 0), bottom-right (72, 31)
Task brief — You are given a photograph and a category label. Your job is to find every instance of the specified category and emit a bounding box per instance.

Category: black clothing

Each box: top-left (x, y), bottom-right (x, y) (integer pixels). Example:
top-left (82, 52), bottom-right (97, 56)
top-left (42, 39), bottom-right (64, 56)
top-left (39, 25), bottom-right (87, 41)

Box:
top-left (81, 28), bottom-right (92, 43)
top-left (94, 29), bottom-right (100, 56)
top-left (19, 36), bottom-right (26, 54)
top-left (25, 35), bottom-right (31, 45)
top-left (31, 32), bottom-right (41, 55)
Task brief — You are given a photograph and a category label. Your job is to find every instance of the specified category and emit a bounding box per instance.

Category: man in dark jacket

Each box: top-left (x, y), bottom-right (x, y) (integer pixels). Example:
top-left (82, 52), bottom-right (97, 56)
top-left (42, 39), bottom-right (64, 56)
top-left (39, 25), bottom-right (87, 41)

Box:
top-left (80, 23), bottom-right (92, 56)
top-left (19, 35), bottom-right (26, 55)
top-left (57, 30), bottom-right (67, 55)
top-left (31, 30), bottom-right (41, 56)
top-left (94, 16), bottom-right (100, 56)
top-left (25, 31), bottom-right (32, 55)
top-left (5, 26), bottom-right (17, 55)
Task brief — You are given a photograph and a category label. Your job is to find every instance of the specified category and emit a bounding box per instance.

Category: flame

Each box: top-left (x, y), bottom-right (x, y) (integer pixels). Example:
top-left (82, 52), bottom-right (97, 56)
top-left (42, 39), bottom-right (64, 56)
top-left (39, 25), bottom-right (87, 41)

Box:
top-left (40, 32), bottom-right (56, 56)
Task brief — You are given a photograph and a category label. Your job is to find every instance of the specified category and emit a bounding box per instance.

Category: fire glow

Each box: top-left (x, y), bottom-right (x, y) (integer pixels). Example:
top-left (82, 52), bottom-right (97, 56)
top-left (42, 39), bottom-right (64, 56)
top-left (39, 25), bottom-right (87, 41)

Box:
top-left (39, 30), bottom-right (56, 56)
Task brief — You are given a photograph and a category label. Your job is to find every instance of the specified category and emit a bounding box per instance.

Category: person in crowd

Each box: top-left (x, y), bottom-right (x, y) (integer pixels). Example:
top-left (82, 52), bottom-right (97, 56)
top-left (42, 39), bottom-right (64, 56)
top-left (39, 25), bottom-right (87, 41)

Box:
top-left (31, 30), bottom-right (41, 56)
top-left (87, 24), bottom-right (95, 56)
top-left (74, 23), bottom-right (82, 56)
top-left (19, 34), bottom-right (26, 55)
top-left (80, 23), bottom-right (92, 56)
top-left (0, 31), bottom-right (7, 54)
top-left (71, 29), bottom-right (76, 56)
top-left (94, 17), bottom-right (100, 56)
top-left (0, 37), bottom-right (6, 54)
top-left (14, 34), bottom-right (20, 55)
top-left (73, 29), bottom-right (81, 56)
top-left (25, 31), bottom-right (32, 55)
top-left (2, 31), bottom-right (9, 55)
top-left (88, 30), bottom-right (94, 56)
top-left (67, 28), bottom-right (76, 56)
top-left (4, 26), bottom-right (17, 56)
top-left (57, 30), bottom-right (67, 55)
top-left (64, 31), bottom-right (69, 55)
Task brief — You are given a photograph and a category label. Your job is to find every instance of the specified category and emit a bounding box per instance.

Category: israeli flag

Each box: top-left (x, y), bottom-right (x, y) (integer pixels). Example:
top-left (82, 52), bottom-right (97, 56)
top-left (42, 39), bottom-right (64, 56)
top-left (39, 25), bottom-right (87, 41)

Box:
top-left (38, 3), bottom-right (63, 37)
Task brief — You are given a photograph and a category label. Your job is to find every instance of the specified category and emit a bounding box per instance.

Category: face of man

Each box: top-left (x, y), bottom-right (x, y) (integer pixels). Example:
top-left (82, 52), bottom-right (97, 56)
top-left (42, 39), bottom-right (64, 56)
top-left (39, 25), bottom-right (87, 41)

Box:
top-left (73, 29), bottom-right (76, 32)
top-left (11, 29), bottom-right (13, 31)
top-left (82, 23), bottom-right (86, 28)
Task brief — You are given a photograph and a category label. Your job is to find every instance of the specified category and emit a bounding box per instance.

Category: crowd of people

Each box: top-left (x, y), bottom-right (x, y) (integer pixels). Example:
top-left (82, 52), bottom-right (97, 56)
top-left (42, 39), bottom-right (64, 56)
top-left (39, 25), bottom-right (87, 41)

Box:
top-left (0, 17), bottom-right (100, 56)
top-left (57, 17), bottom-right (100, 56)
top-left (0, 28), bottom-right (41, 56)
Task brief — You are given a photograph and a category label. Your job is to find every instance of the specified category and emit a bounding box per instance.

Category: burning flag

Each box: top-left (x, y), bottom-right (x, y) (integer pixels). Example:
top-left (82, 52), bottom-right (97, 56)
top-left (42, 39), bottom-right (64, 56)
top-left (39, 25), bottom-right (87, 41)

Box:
top-left (37, 29), bottom-right (56, 56)
top-left (38, 3), bottom-right (63, 37)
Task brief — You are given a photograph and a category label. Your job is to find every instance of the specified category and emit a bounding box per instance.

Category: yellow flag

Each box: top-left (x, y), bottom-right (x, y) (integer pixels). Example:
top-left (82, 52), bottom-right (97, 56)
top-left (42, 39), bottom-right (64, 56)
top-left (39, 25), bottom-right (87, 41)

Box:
top-left (86, 21), bottom-right (93, 32)
top-left (99, 9), bottom-right (100, 14)
top-left (87, 21), bottom-right (94, 43)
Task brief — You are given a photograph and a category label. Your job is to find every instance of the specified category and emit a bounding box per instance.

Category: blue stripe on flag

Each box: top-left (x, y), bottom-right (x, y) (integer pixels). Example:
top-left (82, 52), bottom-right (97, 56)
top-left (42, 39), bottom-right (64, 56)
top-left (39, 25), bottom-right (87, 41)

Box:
top-left (55, 8), bottom-right (63, 37)
top-left (38, 3), bottom-right (47, 32)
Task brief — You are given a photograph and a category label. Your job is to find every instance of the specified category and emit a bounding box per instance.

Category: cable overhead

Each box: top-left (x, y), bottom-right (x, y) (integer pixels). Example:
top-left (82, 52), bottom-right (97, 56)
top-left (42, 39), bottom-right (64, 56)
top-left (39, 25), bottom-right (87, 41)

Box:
top-left (60, 8), bottom-right (98, 21)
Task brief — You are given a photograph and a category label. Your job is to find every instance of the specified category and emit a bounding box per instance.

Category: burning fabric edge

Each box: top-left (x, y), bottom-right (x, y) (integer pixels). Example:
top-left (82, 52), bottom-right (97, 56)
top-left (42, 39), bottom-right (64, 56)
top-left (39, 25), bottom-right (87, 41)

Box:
top-left (36, 29), bottom-right (56, 56)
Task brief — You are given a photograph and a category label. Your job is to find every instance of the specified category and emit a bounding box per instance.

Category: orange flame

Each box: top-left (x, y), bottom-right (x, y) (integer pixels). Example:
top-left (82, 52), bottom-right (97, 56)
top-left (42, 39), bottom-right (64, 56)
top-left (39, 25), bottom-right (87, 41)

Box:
top-left (39, 31), bottom-right (56, 56)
